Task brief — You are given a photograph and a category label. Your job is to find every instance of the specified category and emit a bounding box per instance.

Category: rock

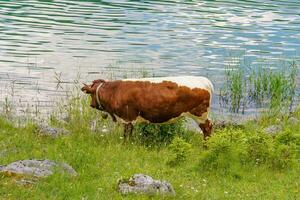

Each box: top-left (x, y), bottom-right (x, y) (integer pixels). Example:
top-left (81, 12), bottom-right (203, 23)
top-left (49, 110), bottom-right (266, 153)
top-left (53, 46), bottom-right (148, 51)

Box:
top-left (183, 116), bottom-right (252, 133)
top-left (215, 117), bottom-right (254, 129)
top-left (37, 124), bottom-right (70, 138)
top-left (183, 117), bottom-right (202, 133)
top-left (16, 179), bottom-right (36, 186)
top-left (263, 125), bottom-right (282, 136)
top-left (288, 117), bottom-right (299, 125)
top-left (118, 174), bottom-right (175, 196)
top-left (0, 159), bottom-right (77, 178)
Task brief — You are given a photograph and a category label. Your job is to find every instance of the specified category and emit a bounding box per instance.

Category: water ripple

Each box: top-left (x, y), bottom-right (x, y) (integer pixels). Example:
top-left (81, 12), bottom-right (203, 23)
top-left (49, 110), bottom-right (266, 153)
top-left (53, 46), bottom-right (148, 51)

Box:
top-left (0, 0), bottom-right (299, 116)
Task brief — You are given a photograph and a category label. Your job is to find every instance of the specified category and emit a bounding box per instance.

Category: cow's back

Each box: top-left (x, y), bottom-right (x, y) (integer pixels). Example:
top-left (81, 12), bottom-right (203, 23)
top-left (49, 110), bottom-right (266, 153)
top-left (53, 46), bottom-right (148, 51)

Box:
top-left (126, 76), bottom-right (213, 94)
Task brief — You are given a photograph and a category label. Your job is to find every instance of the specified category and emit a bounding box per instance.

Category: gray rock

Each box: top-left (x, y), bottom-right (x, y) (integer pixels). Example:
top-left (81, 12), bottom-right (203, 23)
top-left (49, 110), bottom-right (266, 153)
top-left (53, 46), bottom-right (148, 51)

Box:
top-left (183, 116), bottom-right (252, 133)
top-left (0, 159), bottom-right (77, 177)
top-left (16, 179), bottom-right (36, 186)
top-left (263, 125), bottom-right (283, 136)
top-left (288, 117), bottom-right (299, 125)
top-left (37, 124), bottom-right (70, 138)
top-left (118, 174), bottom-right (175, 196)
top-left (215, 117), bottom-right (256, 129)
top-left (183, 117), bottom-right (202, 133)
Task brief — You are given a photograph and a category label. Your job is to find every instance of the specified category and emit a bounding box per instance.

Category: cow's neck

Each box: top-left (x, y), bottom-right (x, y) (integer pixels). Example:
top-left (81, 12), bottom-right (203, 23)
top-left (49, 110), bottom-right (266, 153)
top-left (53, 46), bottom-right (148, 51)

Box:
top-left (96, 82), bottom-right (104, 110)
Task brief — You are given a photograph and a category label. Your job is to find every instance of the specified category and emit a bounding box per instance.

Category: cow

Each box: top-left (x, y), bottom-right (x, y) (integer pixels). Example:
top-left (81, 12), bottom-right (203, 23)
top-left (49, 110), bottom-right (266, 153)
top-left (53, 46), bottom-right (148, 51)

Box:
top-left (81, 76), bottom-right (214, 141)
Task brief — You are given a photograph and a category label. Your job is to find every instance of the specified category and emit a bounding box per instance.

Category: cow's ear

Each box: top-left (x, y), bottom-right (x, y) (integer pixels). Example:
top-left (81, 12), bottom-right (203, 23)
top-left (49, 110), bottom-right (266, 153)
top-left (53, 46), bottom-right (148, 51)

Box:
top-left (81, 84), bottom-right (92, 94)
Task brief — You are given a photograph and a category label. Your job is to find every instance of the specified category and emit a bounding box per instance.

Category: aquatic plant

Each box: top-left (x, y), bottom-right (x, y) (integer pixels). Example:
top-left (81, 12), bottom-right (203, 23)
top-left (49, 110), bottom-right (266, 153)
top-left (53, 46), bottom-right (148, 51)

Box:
top-left (220, 60), bottom-right (298, 115)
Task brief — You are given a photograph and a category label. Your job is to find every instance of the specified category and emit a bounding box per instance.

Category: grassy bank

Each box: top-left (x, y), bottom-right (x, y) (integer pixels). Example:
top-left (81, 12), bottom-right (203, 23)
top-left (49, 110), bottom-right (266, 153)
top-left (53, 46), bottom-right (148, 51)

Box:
top-left (0, 96), bottom-right (299, 199)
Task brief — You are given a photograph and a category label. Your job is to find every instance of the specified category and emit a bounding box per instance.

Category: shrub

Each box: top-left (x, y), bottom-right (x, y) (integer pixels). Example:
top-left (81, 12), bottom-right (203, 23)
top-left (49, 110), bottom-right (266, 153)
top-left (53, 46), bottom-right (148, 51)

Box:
top-left (199, 129), bottom-right (246, 174)
top-left (268, 130), bottom-right (300, 169)
top-left (134, 118), bottom-right (187, 147)
top-left (275, 130), bottom-right (300, 146)
top-left (167, 137), bottom-right (192, 166)
top-left (269, 144), bottom-right (298, 169)
top-left (198, 126), bottom-right (299, 173)
top-left (244, 132), bottom-right (273, 165)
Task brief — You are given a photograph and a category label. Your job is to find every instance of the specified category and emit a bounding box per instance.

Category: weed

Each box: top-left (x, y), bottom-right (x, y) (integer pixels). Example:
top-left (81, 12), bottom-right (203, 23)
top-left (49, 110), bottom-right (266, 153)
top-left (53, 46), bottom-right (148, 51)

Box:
top-left (134, 119), bottom-right (187, 147)
top-left (167, 137), bottom-right (192, 166)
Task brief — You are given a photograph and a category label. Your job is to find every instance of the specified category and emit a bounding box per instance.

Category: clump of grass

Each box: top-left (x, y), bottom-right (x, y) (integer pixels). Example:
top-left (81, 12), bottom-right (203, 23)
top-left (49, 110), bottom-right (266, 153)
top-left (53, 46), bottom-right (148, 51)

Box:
top-left (199, 123), bottom-right (299, 174)
top-left (220, 60), bottom-right (298, 115)
top-left (3, 97), bottom-right (13, 116)
top-left (2, 80), bottom-right (16, 118)
top-left (219, 64), bottom-right (247, 113)
top-left (134, 118), bottom-right (188, 147)
top-left (167, 137), bottom-right (192, 166)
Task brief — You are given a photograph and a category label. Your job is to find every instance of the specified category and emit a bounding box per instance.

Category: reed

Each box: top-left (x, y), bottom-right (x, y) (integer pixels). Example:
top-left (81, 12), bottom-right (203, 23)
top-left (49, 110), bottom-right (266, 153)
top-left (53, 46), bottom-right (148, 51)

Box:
top-left (220, 60), bottom-right (298, 115)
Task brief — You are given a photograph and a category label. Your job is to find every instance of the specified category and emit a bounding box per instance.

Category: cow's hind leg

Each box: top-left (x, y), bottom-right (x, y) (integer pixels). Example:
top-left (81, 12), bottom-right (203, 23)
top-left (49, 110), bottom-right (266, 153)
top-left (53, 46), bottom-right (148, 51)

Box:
top-left (123, 123), bottom-right (133, 142)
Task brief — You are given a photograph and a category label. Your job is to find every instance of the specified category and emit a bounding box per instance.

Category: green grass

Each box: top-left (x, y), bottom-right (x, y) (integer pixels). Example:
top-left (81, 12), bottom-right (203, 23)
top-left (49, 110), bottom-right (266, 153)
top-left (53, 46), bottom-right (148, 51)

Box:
top-left (0, 96), bottom-right (300, 199)
top-left (220, 60), bottom-right (298, 114)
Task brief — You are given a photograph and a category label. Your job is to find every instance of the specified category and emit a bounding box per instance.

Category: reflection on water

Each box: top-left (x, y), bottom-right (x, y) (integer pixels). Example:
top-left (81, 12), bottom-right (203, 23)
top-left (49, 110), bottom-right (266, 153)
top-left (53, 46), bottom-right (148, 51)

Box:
top-left (0, 0), bottom-right (299, 117)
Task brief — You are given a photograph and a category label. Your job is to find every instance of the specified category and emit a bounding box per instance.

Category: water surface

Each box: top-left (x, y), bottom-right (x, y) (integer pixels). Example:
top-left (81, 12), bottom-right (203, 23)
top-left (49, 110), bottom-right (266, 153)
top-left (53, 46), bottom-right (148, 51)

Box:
top-left (0, 0), bottom-right (299, 117)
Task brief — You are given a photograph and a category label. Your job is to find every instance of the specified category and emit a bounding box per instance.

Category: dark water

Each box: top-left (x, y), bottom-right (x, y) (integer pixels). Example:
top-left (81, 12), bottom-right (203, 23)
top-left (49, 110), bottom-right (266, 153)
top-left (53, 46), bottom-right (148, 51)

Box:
top-left (0, 0), bottom-right (299, 117)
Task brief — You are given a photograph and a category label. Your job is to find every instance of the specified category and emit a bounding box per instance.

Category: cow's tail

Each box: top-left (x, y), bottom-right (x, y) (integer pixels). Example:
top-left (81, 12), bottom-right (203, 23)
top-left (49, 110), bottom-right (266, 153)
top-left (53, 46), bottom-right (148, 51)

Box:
top-left (205, 78), bottom-right (214, 107)
top-left (206, 79), bottom-right (214, 120)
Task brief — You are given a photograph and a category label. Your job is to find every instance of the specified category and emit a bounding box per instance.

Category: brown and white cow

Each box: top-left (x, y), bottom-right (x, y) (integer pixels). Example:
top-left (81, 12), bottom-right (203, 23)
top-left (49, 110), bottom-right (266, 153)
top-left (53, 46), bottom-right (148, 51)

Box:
top-left (81, 76), bottom-right (214, 140)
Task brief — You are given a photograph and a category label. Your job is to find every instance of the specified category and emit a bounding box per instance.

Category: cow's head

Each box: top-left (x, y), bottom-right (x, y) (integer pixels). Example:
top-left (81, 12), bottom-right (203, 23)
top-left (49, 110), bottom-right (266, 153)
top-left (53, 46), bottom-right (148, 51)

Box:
top-left (81, 79), bottom-right (106, 109)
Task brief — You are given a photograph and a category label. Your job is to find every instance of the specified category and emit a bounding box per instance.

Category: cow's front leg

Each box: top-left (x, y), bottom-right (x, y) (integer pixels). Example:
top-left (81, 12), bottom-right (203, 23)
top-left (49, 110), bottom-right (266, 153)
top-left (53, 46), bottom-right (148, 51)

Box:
top-left (123, 123), bottom-right (133, 142)
top-left (199, 119), bottom-right (213, 140)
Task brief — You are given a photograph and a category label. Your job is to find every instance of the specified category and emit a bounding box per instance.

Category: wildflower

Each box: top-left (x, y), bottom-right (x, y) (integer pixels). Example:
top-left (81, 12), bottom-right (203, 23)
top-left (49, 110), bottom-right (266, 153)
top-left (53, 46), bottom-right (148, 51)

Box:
top-left (102, 128), bottom-right (108, 133)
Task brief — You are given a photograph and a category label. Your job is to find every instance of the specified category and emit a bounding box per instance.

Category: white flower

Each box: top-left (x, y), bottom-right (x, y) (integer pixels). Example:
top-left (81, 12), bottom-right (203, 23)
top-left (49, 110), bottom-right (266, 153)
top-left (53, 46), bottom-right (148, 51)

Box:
top-left (102, 128), bottom-right (109, 133)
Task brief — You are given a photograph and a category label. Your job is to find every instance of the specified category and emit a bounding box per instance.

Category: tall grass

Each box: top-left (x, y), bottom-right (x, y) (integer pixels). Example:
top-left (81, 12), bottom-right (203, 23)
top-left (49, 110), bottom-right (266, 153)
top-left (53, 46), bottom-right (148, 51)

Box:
top-left (219, 63), bottom-right (246, 113)
top-left (220, 60), bottom-right (298, 115)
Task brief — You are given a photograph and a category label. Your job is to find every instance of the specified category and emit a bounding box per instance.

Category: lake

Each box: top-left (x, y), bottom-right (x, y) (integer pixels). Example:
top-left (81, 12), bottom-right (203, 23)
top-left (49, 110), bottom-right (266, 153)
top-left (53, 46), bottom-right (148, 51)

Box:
top-left (0, 0), bottom-right (299, 117)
